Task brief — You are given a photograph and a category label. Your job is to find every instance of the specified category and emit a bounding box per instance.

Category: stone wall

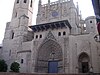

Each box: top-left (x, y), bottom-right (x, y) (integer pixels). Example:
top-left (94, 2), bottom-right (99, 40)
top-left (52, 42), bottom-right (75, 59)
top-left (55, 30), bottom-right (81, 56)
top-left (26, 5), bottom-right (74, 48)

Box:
top-left (0, 73), bottom-right (100, 75)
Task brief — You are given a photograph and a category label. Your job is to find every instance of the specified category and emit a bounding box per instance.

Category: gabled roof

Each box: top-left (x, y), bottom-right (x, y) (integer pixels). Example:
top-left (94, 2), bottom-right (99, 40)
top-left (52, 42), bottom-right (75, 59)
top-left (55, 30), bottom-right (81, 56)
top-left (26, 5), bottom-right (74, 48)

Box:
top-left (29, 20), bottom-right (71, 32)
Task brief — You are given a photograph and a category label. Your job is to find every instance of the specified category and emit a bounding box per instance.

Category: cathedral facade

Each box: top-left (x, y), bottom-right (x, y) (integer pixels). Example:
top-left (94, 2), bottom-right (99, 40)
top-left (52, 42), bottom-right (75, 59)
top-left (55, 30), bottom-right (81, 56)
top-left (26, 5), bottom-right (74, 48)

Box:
top-left (2, 0), bottom-right (100, 73)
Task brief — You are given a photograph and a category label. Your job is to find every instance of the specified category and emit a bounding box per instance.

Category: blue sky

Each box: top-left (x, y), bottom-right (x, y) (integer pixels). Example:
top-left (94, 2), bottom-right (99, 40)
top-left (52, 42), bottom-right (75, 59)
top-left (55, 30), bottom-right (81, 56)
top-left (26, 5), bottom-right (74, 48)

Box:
top-left (0, 0), bottom-right (94, 44)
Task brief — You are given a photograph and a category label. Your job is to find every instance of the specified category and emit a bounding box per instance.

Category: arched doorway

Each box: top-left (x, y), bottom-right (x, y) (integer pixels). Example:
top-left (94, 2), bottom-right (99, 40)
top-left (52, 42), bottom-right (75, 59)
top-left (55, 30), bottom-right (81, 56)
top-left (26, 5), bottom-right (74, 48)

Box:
top-left (35, 40), bottom-right (63, 73)
top-left (78, 52), bottom-right (90, 73)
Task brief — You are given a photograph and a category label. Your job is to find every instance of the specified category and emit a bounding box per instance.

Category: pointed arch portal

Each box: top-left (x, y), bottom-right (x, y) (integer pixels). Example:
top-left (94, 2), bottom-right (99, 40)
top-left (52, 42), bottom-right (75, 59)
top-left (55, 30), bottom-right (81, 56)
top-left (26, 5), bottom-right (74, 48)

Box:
top-left (35, 40), bottom-right (63, 73)
top-left (78, 52), bottom-right (90, 73)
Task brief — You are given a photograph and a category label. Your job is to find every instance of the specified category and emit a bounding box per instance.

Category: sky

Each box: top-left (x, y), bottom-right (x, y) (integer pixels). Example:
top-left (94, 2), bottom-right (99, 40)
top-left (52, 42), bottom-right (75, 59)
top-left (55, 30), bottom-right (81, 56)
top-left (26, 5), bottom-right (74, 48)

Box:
top-left (0, 0), bottom-right (94, 44)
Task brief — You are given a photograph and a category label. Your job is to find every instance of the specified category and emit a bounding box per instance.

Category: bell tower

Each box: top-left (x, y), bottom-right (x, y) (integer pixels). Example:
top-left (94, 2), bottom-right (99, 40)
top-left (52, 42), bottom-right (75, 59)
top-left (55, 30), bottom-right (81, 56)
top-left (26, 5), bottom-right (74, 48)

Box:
top-left (2, 0), bottom-right (34, 71)
top-left (11, 0), bottom-right (34, 27)
top-left (8, 0), bottom-right (34, 44)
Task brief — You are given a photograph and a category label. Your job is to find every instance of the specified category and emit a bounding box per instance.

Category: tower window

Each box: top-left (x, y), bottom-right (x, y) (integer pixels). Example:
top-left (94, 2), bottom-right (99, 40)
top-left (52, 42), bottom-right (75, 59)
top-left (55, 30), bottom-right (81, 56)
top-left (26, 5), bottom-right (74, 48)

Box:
top-left (58, 32), bottom-right (61, 36)
top-left (36, 35), bottom-right (38, 39)
top-left (24, 0), bottom-right (27, 3)
top-left (90, 21), bottom-right (92, 23)
top-left (63, 31), bottom-right (66, 35)
top-left (40, 35), bottom-right (42, 38)
top-left (15, 12), bottom-right (17, 17)
top-left (11, 31), bottom-right (14, 39)
top-left (21, 59), bottom-right (24, 64)
top-left (17, 0), bottom-right (19, 3)
top-left (30, 0), bottom-right (32, 7)
top-left (9, 50), bottom-right (11, 56)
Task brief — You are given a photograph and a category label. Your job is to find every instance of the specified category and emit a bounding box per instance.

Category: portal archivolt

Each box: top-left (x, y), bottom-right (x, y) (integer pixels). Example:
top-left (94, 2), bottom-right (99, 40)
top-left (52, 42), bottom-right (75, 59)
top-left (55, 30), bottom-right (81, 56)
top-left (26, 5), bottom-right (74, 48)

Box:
top-left (78, 52), bottom-right (90, 73)
top-left (35, 39), bottom-right (63, 73)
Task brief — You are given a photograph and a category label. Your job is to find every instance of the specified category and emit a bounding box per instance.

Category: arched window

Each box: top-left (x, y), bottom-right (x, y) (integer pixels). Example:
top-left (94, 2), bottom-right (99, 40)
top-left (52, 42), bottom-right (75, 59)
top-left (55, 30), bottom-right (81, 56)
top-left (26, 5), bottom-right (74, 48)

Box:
top-left (15, 12), bottom-right (17, 17)
top-left (17, 0), bottom-right (19, 3)
top-left (30, 0), bottom-right (32, 7)
top-left (9, 50), bottom-right (11, 56)
top-left (24, 0), bottom-right (27, 3)
top-left (36, 35), bottom-right (38, 39)
top-left (21, 59), bottom-right (24, 64)
top-left (40, 35), bottom-right (42, 38)
top-left (63, 31), bottom-right (66, 35)
top-left (58, 32), bottom-right (61, 36)
top-left (11, 31), bottom-right (14, 39)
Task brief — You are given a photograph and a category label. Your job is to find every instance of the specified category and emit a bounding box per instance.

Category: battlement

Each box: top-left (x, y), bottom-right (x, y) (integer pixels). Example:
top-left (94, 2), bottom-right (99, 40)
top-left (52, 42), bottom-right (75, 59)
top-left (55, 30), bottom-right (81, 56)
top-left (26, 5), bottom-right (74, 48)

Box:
top-left (42, 0), bottom-right (70, 7)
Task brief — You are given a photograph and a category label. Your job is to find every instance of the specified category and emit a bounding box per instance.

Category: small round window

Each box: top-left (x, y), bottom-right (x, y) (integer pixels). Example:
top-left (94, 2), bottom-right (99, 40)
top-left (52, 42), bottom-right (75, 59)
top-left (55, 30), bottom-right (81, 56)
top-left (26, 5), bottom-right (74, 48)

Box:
top-left (90, 21), bottom-right (92, 23)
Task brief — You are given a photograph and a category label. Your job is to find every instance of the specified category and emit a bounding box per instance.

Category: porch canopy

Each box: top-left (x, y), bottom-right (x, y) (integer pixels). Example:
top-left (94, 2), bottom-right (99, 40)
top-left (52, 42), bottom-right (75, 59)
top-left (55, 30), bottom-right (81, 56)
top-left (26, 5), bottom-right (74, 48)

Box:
top-left (29, 20), bottom-right (71, 32)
